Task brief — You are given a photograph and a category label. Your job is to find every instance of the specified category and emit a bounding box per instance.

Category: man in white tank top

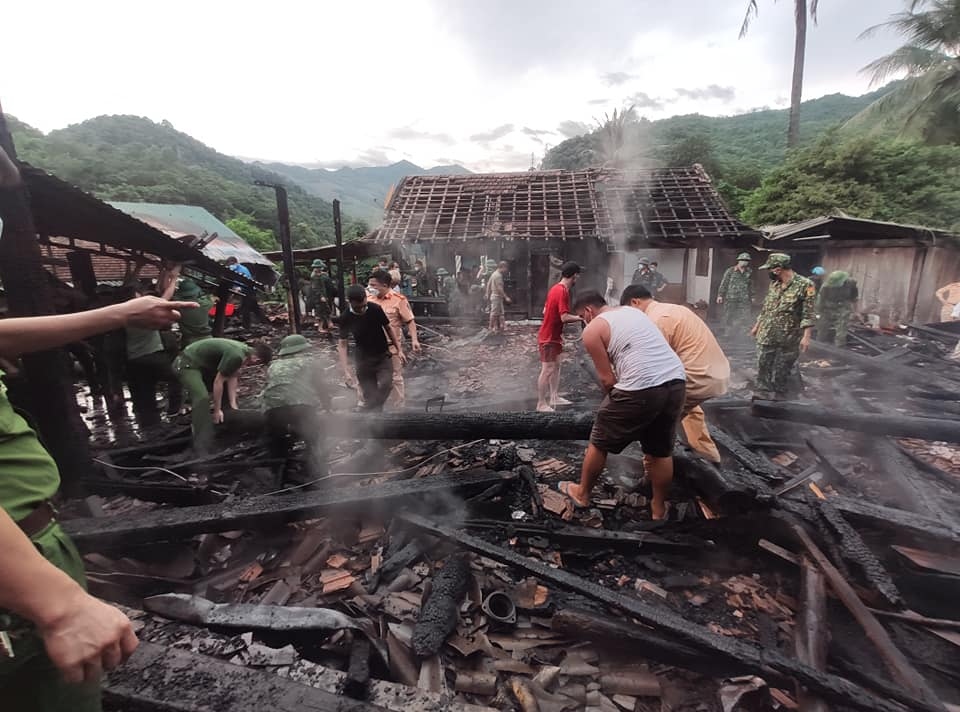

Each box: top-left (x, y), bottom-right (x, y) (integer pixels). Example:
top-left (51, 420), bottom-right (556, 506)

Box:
top-left (558, 291), bottom-right (686, 520)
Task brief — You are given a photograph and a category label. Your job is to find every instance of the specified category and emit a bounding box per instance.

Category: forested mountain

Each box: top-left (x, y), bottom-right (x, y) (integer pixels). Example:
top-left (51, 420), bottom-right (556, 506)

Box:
top-left (8, 115), bottom-right (369, 251)
top-left (261, 160), bottom-right (471, 224)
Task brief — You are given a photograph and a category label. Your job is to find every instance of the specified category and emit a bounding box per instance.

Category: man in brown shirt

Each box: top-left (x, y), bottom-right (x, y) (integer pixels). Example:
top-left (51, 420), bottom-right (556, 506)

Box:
top-left (621, 284), bottom-right (730, 463)
top-left (368, 269), bottom-right (421, 407)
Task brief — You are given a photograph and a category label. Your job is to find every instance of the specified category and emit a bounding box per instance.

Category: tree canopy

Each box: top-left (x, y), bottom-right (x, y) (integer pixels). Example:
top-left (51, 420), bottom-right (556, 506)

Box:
top-left (741, 134), bottom-right (960, 230)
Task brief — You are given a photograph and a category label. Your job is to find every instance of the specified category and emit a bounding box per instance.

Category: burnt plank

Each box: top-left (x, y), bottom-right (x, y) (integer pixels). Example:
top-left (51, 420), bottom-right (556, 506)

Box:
top-left (104, 642), bottom-right (390, 712)
top-left (807, 341), bottom-right (958, 392)
top-left (64, 469), bottom-right (514, 551)
top-left (399, 512), bottom-right (935, 712)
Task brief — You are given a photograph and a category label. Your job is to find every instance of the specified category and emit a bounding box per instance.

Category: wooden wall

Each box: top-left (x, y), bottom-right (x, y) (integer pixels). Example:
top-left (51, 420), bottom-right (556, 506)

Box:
top-left (913, 245), bottom-right (960, 323)
top-left (821, 245), bottom-right (920, 325)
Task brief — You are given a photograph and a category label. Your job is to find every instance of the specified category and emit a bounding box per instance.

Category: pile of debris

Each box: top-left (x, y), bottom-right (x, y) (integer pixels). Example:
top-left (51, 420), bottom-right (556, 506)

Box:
top-left (58, 322), bottom-right (960, 711)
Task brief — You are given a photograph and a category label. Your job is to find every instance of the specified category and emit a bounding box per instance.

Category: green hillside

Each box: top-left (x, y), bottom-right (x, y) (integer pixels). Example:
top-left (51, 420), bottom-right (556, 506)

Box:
top-left (7, 115), bottom-right (368, 250)
top-left (262, 159), bottom-right (472, 224)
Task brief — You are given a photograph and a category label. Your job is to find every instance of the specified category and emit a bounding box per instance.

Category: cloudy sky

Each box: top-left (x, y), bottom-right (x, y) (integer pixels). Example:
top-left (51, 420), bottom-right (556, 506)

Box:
top-left (4, 0), bottom-right (906, 172)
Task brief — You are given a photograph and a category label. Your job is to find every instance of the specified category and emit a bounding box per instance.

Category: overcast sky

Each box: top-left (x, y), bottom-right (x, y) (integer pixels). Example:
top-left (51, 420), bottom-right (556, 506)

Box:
top-left (4, 0), bottom-right (906, 172)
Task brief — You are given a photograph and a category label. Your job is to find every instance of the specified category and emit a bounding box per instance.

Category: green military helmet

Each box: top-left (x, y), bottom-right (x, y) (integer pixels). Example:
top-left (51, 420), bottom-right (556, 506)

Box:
top-left (436, 267), bottom-right (449, 277)
top-left (176, 278), bottom-right (203, 299)
top-left (736, 252), bottom-right (751, 261)
top-left (311, 259), bottom-right (325, 269)
top-left (758, 253), bottom-right (791, 270)
top-left (277, 334), bottom-right (312, 357)
top-left (638, 257), bottom-right (651, 266)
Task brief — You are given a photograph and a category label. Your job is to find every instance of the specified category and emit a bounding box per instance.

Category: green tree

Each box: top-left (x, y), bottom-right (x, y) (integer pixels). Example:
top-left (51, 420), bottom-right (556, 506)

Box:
top-left (226, 214), bottom-right (278, 252)
top-left (851, 0), bottom-right (960, 144)
top-left (741, 0), bottom-right (820, 147)
top-left (741, 134), bottom-right (960, 229)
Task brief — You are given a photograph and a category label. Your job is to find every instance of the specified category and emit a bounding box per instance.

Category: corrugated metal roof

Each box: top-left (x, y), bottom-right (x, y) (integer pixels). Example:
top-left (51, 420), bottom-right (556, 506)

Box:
top-left (368, 166), bottom-right (757, 246)
top-left (762, 214), bottom-right (959, 243)
top-left (108, 202), bottom-right (275, 268)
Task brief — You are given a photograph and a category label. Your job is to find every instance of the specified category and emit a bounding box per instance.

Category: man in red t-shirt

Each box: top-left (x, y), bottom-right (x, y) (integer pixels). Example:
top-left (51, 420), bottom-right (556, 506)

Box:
top-left (537, 261), bottom-right (584, 411)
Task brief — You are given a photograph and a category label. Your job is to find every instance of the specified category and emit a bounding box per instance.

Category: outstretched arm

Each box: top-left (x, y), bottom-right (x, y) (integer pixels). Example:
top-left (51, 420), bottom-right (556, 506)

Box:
top-left (0, 297), bottom-right (196, 359)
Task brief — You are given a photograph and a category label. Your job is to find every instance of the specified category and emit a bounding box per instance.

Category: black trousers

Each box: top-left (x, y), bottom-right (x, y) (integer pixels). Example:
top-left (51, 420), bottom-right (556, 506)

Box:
top-left (127, 351), bottom-right (182, 428)
top-left (240, 294), bottom-right (264, 328)
top-left (265, 404), bottom-right (326, 479)
top-left (356, 353), bottom-right (393, 411)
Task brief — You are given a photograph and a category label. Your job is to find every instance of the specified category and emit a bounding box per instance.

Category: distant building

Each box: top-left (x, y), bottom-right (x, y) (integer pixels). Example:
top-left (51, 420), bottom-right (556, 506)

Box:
top-left (362, 166), bottom-right (756, 317)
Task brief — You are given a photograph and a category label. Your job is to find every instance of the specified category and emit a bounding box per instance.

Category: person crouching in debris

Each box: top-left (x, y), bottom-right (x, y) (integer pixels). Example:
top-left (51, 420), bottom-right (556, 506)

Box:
top-left (559, 291), bottom-right (686, 520)
top-left (367, 269), bottom-right (420, 408)
top-left (175, 337), bottom-right (272, 453)
top-left (620, 284), bottom-right (729, 464)
top-left (751, 253), bottom-right (815, 401)
top-left (260, 334), bottom-right (331, 485)
top-left (338, 285), bottom-right (405, 412)
top-left (816, 270), bottom-right (859, 347)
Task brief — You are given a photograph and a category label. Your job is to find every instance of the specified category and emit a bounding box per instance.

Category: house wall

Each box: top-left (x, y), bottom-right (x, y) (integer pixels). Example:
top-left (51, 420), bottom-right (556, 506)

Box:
top-left (913, 245), bottom-right (960, 323)
top-left (821, 245), bottom-right (920, 326)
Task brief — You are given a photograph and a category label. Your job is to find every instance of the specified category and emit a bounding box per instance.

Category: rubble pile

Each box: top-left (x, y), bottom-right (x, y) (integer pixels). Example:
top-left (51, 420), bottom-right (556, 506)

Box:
top-left (57, 322), bottom-right (960, 711)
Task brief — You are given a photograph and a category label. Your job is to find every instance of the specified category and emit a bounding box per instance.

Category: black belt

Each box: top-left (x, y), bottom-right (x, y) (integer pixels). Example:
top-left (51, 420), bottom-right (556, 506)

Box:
top-left (17, 500), bottom-right (57, 538)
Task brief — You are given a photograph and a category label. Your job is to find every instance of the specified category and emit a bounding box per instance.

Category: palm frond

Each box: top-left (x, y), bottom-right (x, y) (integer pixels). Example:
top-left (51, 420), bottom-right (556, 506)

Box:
top-left (740, 0), bottom-right (759, 39)
top-left (861, 45), bottom-right (951, 83)
top-left (810, 0), bottom-right (819, 25)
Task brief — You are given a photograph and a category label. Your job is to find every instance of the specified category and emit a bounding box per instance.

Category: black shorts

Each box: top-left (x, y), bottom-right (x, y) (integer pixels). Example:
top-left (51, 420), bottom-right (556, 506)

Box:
top-left (590, 380), bottom-right (686, 457)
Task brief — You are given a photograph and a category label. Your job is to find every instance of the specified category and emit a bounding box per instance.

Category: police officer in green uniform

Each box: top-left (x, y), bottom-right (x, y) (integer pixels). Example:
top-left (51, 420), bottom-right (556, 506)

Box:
top-left (717, 252), bottom-right (755, 334)
top-left (174, 338), bottom-right (272, 454)
top-left (816, 270), bottom-right (859, 347)
top-left (750, 253), bottom-right (816, 400)
top-left (260, 334), bottom-right (331, 484)
top-left (172, 278), bottom-right (213, 348)
top-left (0, 295), bottom-right (194, 711)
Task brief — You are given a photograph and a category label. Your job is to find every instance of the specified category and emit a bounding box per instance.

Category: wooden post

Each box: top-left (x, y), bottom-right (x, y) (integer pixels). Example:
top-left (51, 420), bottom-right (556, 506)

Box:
top-left (333, 199), bottom-right (346, 308)
top-left (212, 281), bottom-right (231, 336)
top-left (67, 251), bottom-right (98, 298)
top-left (0, 103), bottom-right (90, 498)
top-left (795, 558), bottom-right (830, 712)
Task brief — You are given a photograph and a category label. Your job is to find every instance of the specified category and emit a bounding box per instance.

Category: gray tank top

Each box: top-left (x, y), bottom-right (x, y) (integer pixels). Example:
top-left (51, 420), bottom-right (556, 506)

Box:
top-left (597, 307), bottom-right (685, 391)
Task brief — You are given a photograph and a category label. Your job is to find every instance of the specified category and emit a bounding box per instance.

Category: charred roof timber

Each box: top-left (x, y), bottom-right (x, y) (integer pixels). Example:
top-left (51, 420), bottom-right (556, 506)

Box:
top-left (20, 164), bottom-right (258, 290)
top-left (367, 167), bottom-right (758, 246)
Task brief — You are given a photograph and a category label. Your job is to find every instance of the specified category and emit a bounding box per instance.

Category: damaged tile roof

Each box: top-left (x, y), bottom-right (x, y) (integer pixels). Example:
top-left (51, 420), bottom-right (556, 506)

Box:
top-left (368, 167), bottom-right (756, 246)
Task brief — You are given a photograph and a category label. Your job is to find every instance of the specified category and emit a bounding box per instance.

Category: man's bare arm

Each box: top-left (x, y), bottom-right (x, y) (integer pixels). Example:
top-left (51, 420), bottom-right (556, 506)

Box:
top-left (0, 509), bottom-right (137, 682)
top-left (337, 340), bottom-right (354, 384)
top-left (560, 312), bottom-right (583, 324)
top-left (0, 297), bottom-right (196, 358)
top-left (582, 321), bottom-right (616, 392)
top-left (211, 373), bottom-right (227, 422)
top-left (225, 373), bottom-right (241, 410)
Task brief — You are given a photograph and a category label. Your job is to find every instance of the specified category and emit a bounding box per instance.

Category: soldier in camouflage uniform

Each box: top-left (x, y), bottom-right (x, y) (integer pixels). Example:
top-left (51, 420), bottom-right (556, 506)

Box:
top-left (816, 270), bottom-right (859, 347)
top-left (308, 260), bottom-right (335, 332)
top-left (631, 257), bottom-right (667, 294)
top-left (751, 253), bottom-right (816, 400)
top-left (717, 252), bottom-right (754, 334)
top-left (260, 334), bottom-right (331, 485)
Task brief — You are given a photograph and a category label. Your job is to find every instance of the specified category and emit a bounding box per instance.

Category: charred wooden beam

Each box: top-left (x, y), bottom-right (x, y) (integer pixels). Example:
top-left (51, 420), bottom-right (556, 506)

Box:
top-left (752, 401), bottom-right (960, 444)
top-left (463, 519), bottom-right (703, 553)
top-left (399, 512), bottom-right (935, 712)
top-left (827, 496), bottom-right (960, 547)
top-left (710, 427), bottom-right (784, 481)
top-left (795, 558), bottom-right (830, 712)
top-left (552, 608), bottom-right (746, 679)
top-left (344, 637), bottom-right (372, 701)
top-left (104, 642), bottom-right (391, 712)
top-left (807, 341), bottom-right (958, 391)
top-left (412, 555), bottom-right (471, 658)
top-left (790, 523), bottom-right (946, 710)
top-left (63, 469), bottom-right (514, 551)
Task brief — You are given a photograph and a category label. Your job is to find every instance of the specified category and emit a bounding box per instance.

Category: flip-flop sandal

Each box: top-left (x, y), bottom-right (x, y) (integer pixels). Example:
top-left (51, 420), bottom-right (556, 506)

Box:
top-left (557, 481), bottom-right (590, 510)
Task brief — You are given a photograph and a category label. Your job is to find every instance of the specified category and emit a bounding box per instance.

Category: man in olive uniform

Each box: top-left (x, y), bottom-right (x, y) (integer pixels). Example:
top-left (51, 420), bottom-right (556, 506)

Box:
top-left (630, 257), bottom-right (666, 294)
top-left (751, 253), bottom-right (816, 400)
top-left (260, 334), bottom-right (330, 484)
top-left (816, 270), bottom-right (859, 346)
top-left (173, 278), bottom-right (213, 349)
top-left (308, 260), bottom-right (334, 332)
top-left (175, 337), bottom-right (272, 453)
top-left (0, 295), bottom-right (194, 711)
top-left (717, 252), bottom-right (754, 334)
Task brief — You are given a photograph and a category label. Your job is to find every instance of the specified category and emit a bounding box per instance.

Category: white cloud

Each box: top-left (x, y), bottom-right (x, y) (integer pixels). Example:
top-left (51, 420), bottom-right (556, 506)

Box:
top-left (2, 0), bottom-right (906, 172)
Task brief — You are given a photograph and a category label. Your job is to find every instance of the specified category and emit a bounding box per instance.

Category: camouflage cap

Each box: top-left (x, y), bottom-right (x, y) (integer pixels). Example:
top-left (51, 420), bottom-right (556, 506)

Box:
top-left (736, 252), bottom-right (752, 261)
top-left (278, 334), bottom-right (312, 357)
top-left (758, 253), bottom-right (791, 270)
top-left (436, 267), bottom-right (449, 276)
top-left (311, 259), bottom-right (325, 268)
top-left (638, 257), bottom-right (651, 266)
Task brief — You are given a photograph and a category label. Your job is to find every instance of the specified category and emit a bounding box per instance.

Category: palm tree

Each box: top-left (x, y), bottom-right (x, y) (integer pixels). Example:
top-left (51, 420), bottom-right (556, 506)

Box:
top-left (852, 0), bottom-right (960, 144)
top-left (741, 0), bottom-right (820, 148)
